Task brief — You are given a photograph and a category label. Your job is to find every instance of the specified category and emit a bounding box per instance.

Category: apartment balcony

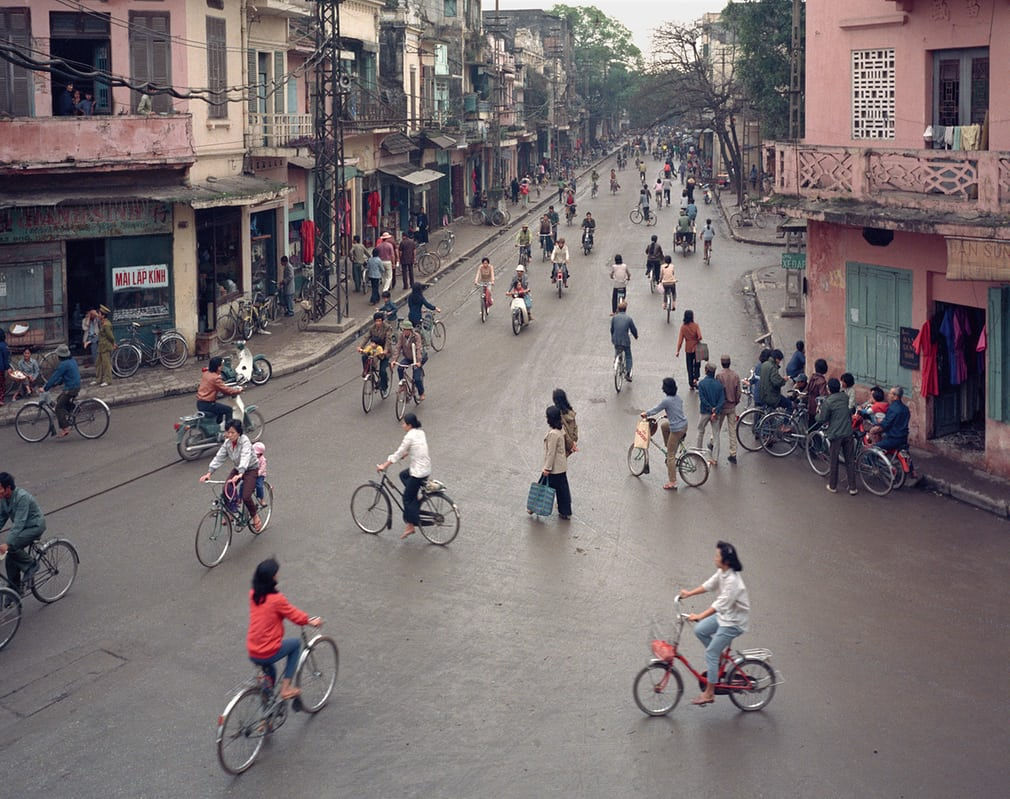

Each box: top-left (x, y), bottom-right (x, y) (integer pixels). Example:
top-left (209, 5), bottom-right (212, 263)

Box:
top-left (769, 141), bottom-right (1010, 233)
top-left (344, 87), bottom-right (405, 132)
top-left (247, 112), bottom-right (313, 150)
top-left (0, 114), bottom-right (195, 176)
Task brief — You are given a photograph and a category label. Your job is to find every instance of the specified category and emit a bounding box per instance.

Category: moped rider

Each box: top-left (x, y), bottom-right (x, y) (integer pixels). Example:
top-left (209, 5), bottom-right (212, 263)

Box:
top-left (196, 355), bottom-right (243, 426)
top-left (506, 264), bottom-right (533, 321)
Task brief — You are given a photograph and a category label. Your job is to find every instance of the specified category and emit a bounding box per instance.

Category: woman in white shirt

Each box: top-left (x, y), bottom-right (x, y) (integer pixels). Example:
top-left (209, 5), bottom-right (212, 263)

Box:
top-left (377, 413), bottom-right (430, 539)
top-left (679, 540), bottom-right (750, 705)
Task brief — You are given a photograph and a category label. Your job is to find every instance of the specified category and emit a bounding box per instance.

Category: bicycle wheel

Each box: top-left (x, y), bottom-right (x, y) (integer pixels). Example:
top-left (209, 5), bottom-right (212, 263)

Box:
top-left (39, 351), bottom-right (61, 382)
top-left (350, 482), bottom-right (391, 534)
top-left (678, 450), bottom-right (709, 487)
top-left (418, 492), bottom-right (460, 546)
top-left (217, 313), bottom-right (238, 345)
top-left (726, 658), bottom-right (776, 711)
top-left (112, 344), bottom-right (142, 378)
top-left (250, 357), bottom-right (272, 386)
top-left (73, 398), bottom-right (110, 439)
top-left (470, 210), bottom-right (485, 226)
top-left (857, 448), bottom-right (894, 496)
top-left (729, 212), bottom-right (743, 228)
top-left (430, 321), bottom-right (446, 352)
top-left (297, 308), bottom-right (311, 331)
top-left (891, 456), bottom-right (907, 490)
top-left (493, 208), bottom-right (509, 226)
top-left (627, 445), bottom-right (647, 476)
top-left (30, 540), bottom-right (79, 603)
top-left (156, 333), bottom-right (189, 369)
top-left (480, 292), bottom-right (488, 323)
top-left (806, 430), bottom-right (831, 476)
top-left (395, 382), bottom-right (409, 421)
top-left (418, 251), bottom-right (440, 276)
top-left (362, 373), bottom-right (375, 413)
top-left (761, 412), bottom-right (799, 457)
top-left (436, 236), bottom-right (452, 257)
top-left (296, 635), bottom-right (339, 713)
top-left (0, 587), bottom-right (23, 651)
top-left (216, 686), bottom-right (267, 775)
top-left (633, 663), bottom-right (683, 716)
top-left (253, 482), bottom-right (273, 533)
top-left (737, 408), bottom-right (767, 452)
top-left (14, 403), bottom-right (52, 443)
top-left (614, 352), bottom-right (625, 393)
top-left (241, 314), bottom-right (256, 342)
top-left (244, 410), bottom-right (265, 442)
top-left (195, 509), bottom-right (233, 567)
top-left (752, 211), bottom-right (767, 229)
top-left (629, 209), bottom-right (642, 224)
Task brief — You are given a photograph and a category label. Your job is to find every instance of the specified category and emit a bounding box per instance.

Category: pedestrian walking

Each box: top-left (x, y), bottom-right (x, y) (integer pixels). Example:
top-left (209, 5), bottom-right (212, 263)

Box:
top-left (365, 248), bottom-right (383, 304)
top-left (350, 235), bottom-right (369, 294)
top-left (541, 405), bottom-right (572, 520)
top-left (696, 362), bottom-right (725, 466)
top-left (281, 256), bottom-right (295, 316)
top-left (399, 231), bottom-right (416, 290)
top-left (415, 209), bottom-right (429, 244)
top-left (817, 378), bottom-right (858, 495)
top-left (94, 305), bottom-right (114, 387)
top-left (714, 355), bottom-right (741, 464)
top-left (553, 388), bottom-right (578, 455)
top-left (609, 254), bottom-right (630, 315)
top-left (675, 310), bottom-right (703, 389)
top-left (376, 232), bottom-right (397, 293)
top-left (641, 377), bottom-right (688, 491)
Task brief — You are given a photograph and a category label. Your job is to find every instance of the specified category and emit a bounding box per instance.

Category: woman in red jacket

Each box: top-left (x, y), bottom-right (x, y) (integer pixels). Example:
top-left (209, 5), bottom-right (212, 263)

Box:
top-left (247, 559), bottom-right (322, 699)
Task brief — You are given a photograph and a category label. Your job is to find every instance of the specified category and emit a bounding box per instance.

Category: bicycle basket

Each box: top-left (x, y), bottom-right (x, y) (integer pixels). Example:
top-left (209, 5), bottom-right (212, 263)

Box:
top-left (651, 640), bottom-right (675, 662)
top-left (222, 481), bottom-right (242, 514)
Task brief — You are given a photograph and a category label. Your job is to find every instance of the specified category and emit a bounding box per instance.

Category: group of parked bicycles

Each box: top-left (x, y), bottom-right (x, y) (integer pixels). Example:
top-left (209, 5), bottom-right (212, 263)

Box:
top-left (217, 271), bottom-right (282, 342)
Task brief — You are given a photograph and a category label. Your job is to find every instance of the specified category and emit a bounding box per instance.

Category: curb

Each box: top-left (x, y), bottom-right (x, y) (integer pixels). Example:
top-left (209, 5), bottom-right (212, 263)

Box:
top-left (715, 191), bottom-right (786, 248)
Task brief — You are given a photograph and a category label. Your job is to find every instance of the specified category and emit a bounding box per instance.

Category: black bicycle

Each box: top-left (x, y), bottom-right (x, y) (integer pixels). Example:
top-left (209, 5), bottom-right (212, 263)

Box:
top-left (350, 470), bottom-right (460, 545)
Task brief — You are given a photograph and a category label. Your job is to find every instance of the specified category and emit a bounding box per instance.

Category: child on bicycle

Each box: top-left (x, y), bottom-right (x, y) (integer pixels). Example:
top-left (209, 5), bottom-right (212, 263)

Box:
top-left (376, 291), bottom-right (398, 324)
top-left (253, 442), bottom-right (267, 502)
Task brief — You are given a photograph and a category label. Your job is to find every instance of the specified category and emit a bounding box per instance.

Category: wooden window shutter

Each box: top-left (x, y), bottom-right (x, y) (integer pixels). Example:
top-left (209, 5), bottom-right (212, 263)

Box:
top-left (0, 10), bottom-right (32, 116)
top-left (988, 287), bottom-right (1010, 423)
top-left (274, 51), bottom-right (285, 113)
top-left (206, 17), bottom-right (227, 118)
top-left (247, 48), bottom-right (258, 115)
top-left (150, 15), bottom-right (171, 113)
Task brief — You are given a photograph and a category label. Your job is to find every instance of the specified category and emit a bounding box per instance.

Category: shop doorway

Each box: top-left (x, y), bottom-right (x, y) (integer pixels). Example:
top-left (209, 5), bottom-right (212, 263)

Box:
top-left (65, 239), bottom-right (106, 353)
top-left (931, 301), bottom-right (986, 450)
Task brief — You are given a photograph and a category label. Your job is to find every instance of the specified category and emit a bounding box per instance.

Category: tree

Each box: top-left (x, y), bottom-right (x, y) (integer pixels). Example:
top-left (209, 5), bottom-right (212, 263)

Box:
top-left (721, 0), bottom-right (797, 141)
top-left (548, 4), bottom-right (644, 139)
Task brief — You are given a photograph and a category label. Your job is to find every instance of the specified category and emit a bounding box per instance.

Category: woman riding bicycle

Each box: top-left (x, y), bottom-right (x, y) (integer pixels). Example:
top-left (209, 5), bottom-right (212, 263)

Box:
top-left (678, 540), bottom-right (749, 706)
top-left (377, 413), bottom-right (430, 539)
top-left (641, 377), bottom-right (688, 490)
top-left (406, 282), bottom-right (440, 328)
top-left (247, 558), bottom-right (322, 700)
top-left (200, 419), bottom-right (262, 532)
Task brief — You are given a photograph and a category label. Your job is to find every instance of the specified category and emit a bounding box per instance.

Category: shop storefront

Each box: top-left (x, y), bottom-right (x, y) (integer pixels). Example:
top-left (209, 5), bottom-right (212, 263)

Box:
top-left (196, 207), bottom-right (242, 333)
top-left (0, 199), bottom-right (175, 349)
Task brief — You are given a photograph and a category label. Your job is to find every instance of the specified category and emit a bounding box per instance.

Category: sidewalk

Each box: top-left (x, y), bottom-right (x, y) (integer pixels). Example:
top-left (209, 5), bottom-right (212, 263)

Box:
top-left (715, 190), bottom-right (787, 248)
top-left (1, 155), bottom-right (610, 429)
top-left (747, 264), bottom-right (1010, 521)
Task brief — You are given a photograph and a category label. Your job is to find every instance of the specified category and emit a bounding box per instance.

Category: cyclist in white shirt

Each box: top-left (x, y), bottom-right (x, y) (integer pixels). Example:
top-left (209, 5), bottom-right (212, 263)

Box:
top-left (377, 413), bottom-right (431, 539)
top-left (700, 218), bottom-right (716, 260)
top-left (679, 540), bottom-right (750, 706)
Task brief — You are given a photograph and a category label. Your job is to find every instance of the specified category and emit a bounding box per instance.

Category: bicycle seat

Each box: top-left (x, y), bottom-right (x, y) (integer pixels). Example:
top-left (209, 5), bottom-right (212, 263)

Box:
top-left (179, 411), bottom-right (205, 423)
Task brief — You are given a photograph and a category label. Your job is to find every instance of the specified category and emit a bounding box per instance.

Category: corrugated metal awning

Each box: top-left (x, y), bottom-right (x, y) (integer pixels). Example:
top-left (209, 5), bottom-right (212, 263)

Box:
top-left (381, 133), bottom-right (417, 155)
top-left (424, 133), bottom-right (457, 150)
top-left (377, 164), bottom-right (445, 187)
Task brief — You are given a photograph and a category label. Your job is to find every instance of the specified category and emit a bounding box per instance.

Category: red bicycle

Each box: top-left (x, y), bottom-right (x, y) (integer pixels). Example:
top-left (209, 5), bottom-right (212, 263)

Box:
top-left (633, 596), bottom-right (779, 715)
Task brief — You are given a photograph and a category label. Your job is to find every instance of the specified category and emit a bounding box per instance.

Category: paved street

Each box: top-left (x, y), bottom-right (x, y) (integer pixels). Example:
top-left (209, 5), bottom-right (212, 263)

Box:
top-left (2, 157), bottom-right (1009, 797)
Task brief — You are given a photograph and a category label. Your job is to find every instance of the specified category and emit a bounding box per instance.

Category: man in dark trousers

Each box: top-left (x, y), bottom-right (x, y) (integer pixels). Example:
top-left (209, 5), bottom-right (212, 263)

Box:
top-left (0, 472), bottom-right (47, 592)
top-left (398, 231), bottom-right (417, 290)
top-left (610, 300), bottom-right (639, 382)
top-left (817, 378), bottom-right (858, 495)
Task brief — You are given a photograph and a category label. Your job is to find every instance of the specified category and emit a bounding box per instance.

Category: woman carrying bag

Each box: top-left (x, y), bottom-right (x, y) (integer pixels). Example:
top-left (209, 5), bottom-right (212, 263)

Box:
top-left (531, 405), bottom-right (572, 520)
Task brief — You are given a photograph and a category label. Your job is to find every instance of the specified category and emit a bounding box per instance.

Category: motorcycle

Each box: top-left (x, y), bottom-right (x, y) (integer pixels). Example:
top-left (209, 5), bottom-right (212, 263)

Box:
top-left (175, 388), bottom-right (265, 461)
top-left (507, 288), bottom-right (532, 335)
top-left (582, 229), bottom-right (594, 256)
top-left (221, 340), bottom-right (272, 386)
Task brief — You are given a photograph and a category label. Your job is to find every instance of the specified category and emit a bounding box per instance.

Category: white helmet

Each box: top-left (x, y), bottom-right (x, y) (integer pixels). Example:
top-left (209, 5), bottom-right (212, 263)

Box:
top-left (516, 264), bottom-right (526, 272)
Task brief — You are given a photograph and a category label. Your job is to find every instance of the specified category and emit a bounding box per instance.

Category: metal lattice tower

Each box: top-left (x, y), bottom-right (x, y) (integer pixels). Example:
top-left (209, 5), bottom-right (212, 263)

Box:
top-left (313, 0), bottom-right (348, 320)
top-left (788, 0), bottom-right (805, 141)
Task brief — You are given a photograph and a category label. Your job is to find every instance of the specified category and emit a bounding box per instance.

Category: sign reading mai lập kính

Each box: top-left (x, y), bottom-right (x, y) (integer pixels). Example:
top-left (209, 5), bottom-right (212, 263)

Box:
top-left (112, 264), bottom-right (169, 292)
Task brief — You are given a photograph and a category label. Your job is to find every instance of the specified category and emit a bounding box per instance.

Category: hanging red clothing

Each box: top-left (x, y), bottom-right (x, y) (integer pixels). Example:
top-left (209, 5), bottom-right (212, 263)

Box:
top-left (366, 191), bottom-right (381, 228)
top-left (300, 219), bottom-right (316, 265)
top-left (342, 195), bottom-right (352, 236)
top-left (912, 319), bottom-right (939, 397)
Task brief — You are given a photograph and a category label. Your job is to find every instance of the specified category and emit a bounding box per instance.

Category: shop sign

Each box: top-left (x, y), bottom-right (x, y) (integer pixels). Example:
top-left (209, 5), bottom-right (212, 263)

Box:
top-left (899, 326), bottom-right (920, 370)
top-left (112, 264), bottom-right (169, 291)
top-left (0, 201), bottom-right (171, 244)
top-left (946, 237), bottom-right (1010, 280)
top-left (781, 252), bottom-right (806, 270)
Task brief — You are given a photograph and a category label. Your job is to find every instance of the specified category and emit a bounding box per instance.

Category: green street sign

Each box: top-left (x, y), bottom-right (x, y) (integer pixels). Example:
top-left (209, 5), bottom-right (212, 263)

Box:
top-left (781, 252), bottom-right (806, 270)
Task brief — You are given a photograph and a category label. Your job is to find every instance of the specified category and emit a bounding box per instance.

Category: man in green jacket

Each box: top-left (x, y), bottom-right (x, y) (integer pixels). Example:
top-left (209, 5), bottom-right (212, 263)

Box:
top-left (816, 378), bottom-right (857, 495)
top-left (0, 472), bottom-right (47, 591)
top-left (758, 348), bottom-right (791, 411)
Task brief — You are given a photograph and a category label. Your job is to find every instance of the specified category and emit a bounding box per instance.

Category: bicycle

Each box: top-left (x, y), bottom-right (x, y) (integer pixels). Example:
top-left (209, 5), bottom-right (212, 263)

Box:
top-left (539, 233), bottom-right (554, 262)
top-left (111, 321), bottom-right (189, 378)
top-left (729, 200), bottom-right (767, 229)
top-left (216, 623), bottom-right (338, 775)
top-left (633, 596), bottom-right (778, 716)
top-left (613, 349), bottom-right (628, 393)
top-left (626, 417), bottom-right (709, 487)
top-left (419, 310), bottom-right (446, 352)
top-left (0, 583), bottom-right (20, 651)
top-left (350, 469), bottom-right (460, 545)
top-left (475, 282), bottom-right (493, 323)
top-left (0, 534), bottom-right (80, 605)
top-left (251, 271), bottom-right (280, 324)
top-left (390, 360), bottom-right (423, 420)
top-left (194, 479), bottom-right (273, 568)
top-left (591, 182), bottom-right (599, 198)
top-left (435, 229), bottom-right (455, 258)
top-left (361, 352), bottom-right (391, 413)
top-left (415, 243), bottom-right (441, 277)
top-left (629, 208), bottom-right (657, 226)
top-left (517, 243), bottom-right (532, 267)
top-left (703, 238), bottom-right (713, 265)
top-left (737, 399), bottom-right (802, 455)
top-left (14, 391), bottom-right (110, 443)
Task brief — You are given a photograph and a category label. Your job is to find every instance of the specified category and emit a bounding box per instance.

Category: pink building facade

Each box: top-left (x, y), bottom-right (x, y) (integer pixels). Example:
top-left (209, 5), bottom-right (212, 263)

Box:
top-left (771, 0), bottom-right (1010, 476)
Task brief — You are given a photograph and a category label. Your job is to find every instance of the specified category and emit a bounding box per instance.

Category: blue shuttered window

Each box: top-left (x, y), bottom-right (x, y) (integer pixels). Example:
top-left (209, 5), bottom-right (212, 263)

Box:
top-left (988, 287), bottom-right (1010, 422)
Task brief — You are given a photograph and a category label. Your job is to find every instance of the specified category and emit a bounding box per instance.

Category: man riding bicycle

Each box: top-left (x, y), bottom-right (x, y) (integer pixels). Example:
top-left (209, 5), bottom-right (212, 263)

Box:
top-left (357, 311), bottom-right (391, 394)
top-left (564, 190), bottom-right (577, 223)
top-left (0, 472), bottom-right (46, 593)
top-left (515, 224), bottom-right (533, 263)
top-left (701, 219), bottom-right (715, 260)
top-left (42, 344), bottom-right (80, 438)
top-left (550, 238), bottom-right (571, 286)
top-left (581, 213), bottom-right (596, 250)
top-left (546, 206), bottom-right (560, 241)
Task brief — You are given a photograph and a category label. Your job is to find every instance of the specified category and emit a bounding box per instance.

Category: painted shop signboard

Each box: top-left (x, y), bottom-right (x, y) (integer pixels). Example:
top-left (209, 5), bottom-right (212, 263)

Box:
top-left (0, 201), bottom-right (171, 244)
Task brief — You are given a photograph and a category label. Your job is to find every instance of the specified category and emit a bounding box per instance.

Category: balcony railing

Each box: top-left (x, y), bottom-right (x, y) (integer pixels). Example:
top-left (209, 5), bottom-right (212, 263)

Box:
top-left (247, 112), bottom-right (313, 148)
top-left (343, 88), bottom-right (405, 130)
top-left (770, 142), bottom-right (1010, 215)
top-left (0, 114), bottom-right (194, 175)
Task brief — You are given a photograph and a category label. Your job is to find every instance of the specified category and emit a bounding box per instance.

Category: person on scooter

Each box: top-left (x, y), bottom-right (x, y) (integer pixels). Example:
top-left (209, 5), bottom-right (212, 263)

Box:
top-left (357, 311), bottom-right (391, 393)
top-left (507, 264), bottom-right (532, 321)
top-left (872, 386), bottom-right (910, 451)
top-left (197, 356), bottom-right (242, 426)
top-left (581, 212), bottom-right (596, 251)
top-left (550, 238), bottom-right (571, 287)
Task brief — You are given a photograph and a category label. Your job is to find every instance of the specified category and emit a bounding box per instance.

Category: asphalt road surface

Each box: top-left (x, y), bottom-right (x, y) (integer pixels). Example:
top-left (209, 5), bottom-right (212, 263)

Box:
top-left (3, 159), bottom-right (1009, 798)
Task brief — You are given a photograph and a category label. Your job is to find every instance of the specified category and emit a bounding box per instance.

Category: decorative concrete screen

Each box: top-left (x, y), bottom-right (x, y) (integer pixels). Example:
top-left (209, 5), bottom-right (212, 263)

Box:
top-left (851, 48), bottom-right (895, 140)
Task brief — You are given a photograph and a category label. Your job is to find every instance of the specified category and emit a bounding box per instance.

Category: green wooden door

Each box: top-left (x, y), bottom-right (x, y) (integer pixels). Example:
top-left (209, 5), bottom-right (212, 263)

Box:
top-left (845, 262), bottom-right (913, 389)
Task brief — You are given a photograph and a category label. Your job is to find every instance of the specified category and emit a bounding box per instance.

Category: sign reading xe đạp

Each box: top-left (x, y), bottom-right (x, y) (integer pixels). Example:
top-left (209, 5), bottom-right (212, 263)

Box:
top-left (113, 264), bottom-right (169, 291)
